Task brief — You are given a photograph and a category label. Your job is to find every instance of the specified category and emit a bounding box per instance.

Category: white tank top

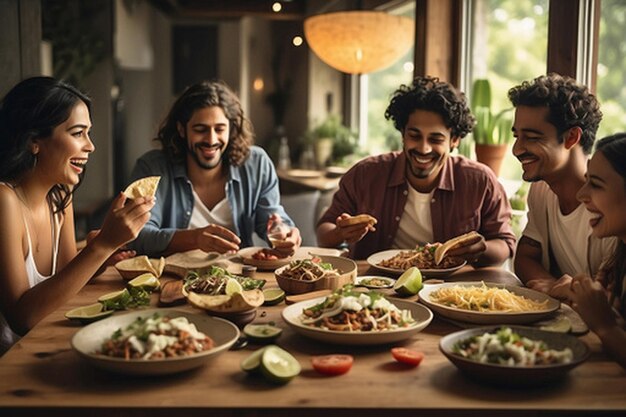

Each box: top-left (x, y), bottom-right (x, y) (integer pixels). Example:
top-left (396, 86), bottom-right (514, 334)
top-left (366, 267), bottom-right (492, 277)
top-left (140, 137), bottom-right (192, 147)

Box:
top-left (0, 183), bottom-right (61, 354)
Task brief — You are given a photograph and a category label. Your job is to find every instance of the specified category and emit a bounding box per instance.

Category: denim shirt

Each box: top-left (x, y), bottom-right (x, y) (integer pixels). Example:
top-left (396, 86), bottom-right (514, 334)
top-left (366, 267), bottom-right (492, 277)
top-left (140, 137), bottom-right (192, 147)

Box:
top-left (127, 147), bottom-right (293, 257)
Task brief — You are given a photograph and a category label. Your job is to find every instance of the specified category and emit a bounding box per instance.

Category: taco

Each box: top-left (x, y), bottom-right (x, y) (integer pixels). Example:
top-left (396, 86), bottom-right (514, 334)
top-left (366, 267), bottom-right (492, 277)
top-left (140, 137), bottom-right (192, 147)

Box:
top-left (337, 214), bottom-right (377, 227)
top-left (123, 176), bottom-right (161, 199)
top-left (433, 231), bottom-right (480, 265)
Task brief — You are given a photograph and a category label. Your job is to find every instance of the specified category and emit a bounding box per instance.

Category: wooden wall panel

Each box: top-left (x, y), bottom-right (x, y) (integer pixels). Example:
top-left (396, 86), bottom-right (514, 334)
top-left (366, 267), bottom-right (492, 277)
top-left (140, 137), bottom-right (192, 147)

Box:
top-left (0, 0), bottom-right (40, 96)
top-left (0, 0), bottom-right (21, 96)
top-left (19, 0), bottom-right (41, 77)
top-left (413, 0), bottom-right (461, 85)
top-left (547, 0), bottom-right (579, 78)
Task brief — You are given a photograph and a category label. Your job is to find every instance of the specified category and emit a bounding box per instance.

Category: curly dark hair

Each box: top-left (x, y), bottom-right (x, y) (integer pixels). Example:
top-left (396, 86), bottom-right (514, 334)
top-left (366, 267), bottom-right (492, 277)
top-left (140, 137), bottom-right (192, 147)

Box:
top-left (385, 76), bottom-right (475, 139)
top-left (508, 73), bottom-right (602, 154)
top-left (0, 76), bottom-right (91, 214)
top-left (156, 80), bottom-right (253, 167)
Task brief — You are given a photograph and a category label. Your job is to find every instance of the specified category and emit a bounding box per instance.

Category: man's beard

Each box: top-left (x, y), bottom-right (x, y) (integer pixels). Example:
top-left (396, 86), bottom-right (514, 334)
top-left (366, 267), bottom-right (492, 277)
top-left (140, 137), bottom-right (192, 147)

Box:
top-left (406, 150), bottom-right (444, 179)
top-left (187, 142), bottom-right (224, 170)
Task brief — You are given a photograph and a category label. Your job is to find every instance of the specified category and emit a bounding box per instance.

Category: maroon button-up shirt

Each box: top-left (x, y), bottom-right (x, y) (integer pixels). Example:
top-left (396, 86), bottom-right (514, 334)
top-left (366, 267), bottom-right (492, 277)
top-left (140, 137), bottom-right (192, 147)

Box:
top-left (318, 152), bottom-right (516, 260)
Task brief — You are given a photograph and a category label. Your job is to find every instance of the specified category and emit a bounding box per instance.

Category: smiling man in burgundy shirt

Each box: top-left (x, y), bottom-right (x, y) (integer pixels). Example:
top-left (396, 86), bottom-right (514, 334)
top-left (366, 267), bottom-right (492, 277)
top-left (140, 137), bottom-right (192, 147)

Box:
top-left (316, 76), bottom-right (515, 264)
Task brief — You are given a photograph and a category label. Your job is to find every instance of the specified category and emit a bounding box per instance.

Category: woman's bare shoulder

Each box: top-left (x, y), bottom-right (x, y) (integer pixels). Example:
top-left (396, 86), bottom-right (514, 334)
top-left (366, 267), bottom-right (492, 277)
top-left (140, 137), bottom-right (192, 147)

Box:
top-left (0, 183), bottom-right (20, 209)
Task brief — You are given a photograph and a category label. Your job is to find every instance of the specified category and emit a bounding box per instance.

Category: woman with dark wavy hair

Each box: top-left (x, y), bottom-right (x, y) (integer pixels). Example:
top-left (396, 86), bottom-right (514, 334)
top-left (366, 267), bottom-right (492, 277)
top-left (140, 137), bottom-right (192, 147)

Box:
top-left (317, 76), bottom-right (515, 264)
top-left (127, 80), bottom-right (301, 257)
top-left (568, 133), bottom-right (626, 368)
top-left (0, 77), bottom-right (153, 354)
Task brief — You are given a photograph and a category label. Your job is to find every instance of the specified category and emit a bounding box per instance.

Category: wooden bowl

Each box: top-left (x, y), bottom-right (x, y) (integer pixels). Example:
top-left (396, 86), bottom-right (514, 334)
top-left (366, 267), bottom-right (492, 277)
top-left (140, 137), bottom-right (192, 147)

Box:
top-left (274, 255), bottom-right (357, 294)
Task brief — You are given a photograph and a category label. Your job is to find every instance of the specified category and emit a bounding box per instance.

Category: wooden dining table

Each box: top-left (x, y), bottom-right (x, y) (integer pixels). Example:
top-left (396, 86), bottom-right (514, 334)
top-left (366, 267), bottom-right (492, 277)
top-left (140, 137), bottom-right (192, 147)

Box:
top-left (0, 258), bottom-right (624, 417)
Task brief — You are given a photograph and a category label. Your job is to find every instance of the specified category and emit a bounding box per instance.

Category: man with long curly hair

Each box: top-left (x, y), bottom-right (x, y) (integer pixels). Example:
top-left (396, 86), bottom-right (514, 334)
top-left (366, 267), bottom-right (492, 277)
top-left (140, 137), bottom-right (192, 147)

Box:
top-left (127, 80), bottom-right (301, 257)
top-left (316, 76), bottom-right (516, 263)
top-left (509, 73), bottom-right (615, 297)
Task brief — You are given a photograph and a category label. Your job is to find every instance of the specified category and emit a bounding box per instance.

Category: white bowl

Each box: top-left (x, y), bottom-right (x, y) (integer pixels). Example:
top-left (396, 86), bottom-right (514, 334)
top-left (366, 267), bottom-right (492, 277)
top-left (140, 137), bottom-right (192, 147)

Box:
top-left (71, 309), bottom-right (239, 375)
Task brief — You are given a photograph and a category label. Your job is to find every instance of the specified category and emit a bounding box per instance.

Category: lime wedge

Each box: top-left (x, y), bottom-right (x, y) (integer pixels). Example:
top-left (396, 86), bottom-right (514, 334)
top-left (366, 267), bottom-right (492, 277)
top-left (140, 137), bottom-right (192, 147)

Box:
top-left (225, 278), bottom-right (244, 296)
top-left (97, 288), bottom-right (131, 310)
top-left (262, 288), bottom-right (285, 306)
top-left (243, 323), bottom-right (283, 343)
top-left (65, 303), bottom-right (114, 324)
top-left (393, 267), bottom-right (423, 296)
top-left (127, 273), bottom-right (160, 291)
top-left (241, 347), bottom-right (267, 373)
top-left (260, 345), bottom-right (301, 384)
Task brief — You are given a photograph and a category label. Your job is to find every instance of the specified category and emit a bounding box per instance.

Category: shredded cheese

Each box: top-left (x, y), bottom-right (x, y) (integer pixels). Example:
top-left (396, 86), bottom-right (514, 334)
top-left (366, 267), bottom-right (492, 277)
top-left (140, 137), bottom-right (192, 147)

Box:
top-left (430, 282), bottom-right (549, 312)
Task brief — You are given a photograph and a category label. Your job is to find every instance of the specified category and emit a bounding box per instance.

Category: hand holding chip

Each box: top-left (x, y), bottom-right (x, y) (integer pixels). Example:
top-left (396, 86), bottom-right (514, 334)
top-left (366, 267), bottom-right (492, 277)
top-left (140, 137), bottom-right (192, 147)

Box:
top-left (335, 213), bottom-right (377, 244)
top-left (93, 192), bottom-right (155, 252)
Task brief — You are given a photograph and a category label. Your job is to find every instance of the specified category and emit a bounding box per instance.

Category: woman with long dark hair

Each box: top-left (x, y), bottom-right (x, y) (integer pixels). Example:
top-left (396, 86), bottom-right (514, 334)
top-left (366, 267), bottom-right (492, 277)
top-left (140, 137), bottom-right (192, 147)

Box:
top-left (0, 77), bottom-right (154, 354)
top-left (572, 133), bottom-right (626, 368)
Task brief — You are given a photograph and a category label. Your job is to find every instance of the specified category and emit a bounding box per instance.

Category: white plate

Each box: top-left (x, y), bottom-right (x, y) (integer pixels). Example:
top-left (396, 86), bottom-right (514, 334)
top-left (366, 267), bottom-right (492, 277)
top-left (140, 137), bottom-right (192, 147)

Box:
top-left (355, 275), bottom-right (396, 289)
top-left (238, 246), bottom-right (294, 271)
top-left (282, 296), bottom-right (433, 345)
top-left (367, 249), bottom-right (466, 277)
top-left (71, 309), bottom-right (239, 375)
top-left (418, 282), bottom-right (560, 325)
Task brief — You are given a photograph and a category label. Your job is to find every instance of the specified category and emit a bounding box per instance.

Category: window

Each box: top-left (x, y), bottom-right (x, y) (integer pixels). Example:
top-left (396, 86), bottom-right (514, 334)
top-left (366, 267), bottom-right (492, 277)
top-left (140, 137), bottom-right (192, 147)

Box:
top-left (596, 0), bottom-right (626, 139)
top-left (360, 1), bottom-right (416, 156)
top-left (464, 0), bottom-right (549, 180)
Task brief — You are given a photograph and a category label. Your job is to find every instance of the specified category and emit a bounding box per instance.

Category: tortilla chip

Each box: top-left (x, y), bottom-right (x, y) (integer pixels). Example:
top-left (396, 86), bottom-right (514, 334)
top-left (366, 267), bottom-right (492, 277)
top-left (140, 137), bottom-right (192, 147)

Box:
top-left (123, 176), bottom-right (161, 199)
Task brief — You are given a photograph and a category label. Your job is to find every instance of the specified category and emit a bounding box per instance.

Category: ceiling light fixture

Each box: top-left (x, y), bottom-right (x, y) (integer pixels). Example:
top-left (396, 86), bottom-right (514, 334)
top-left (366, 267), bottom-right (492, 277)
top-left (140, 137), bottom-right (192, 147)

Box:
top-left (304, 11), bottom-right (414, 75)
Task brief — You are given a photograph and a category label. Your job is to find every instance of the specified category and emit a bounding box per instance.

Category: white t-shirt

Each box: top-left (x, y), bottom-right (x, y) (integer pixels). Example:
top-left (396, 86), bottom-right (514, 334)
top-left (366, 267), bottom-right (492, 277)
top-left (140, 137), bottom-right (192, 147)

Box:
top-left (392, 186), bottom-right (433, 249)
top-left (188, 188), bottom-right (235, 231)
top-left (521, 181), bottom-right (616, 277)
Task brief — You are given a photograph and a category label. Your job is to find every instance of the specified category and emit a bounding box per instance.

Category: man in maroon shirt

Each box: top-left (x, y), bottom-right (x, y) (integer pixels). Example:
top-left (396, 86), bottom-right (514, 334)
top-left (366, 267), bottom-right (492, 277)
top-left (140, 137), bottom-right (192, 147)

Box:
top-left (316, 76), bottom-right (516, 264)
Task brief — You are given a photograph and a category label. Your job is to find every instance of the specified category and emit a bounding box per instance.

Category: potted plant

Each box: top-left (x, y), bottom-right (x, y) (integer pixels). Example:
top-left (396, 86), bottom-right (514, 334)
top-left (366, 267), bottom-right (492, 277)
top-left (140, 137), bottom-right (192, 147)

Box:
top-left (306, 115), bottom-right (358, 168)
top-left (471, 79), bottom-right (513, 176)
top-left (509, 182), bottom-right (529, 237)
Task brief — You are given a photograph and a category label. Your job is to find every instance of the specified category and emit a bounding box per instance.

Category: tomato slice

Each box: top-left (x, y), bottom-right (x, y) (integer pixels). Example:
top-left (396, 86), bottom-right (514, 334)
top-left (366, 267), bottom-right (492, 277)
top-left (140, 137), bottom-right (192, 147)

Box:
top-left (311, 354), bottom-right (354, 375)
top-left (391, 347), bottom-right (424, 367)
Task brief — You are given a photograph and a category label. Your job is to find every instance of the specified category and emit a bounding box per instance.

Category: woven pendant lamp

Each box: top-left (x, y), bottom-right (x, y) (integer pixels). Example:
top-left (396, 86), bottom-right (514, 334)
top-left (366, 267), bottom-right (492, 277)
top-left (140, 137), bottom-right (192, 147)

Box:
top-left (304, 11), bottom-right (414, 74)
